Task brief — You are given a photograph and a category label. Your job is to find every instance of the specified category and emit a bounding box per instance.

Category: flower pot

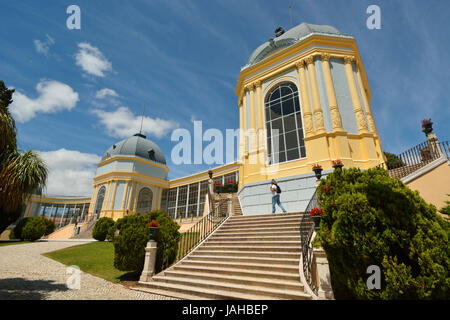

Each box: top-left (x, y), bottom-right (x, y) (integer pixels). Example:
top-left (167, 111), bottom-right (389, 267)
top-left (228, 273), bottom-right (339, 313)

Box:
top-left (312, 216), bottom-right (321, 230)
top-left (149, 227), bottom-right (158, 242)
top-left (422, 123), bottom-right (433, 135)
top-left (208, 171), bottom-right (213, 179)
top-left (313, 168), bottom-right (323, 180)
top-left (333, 164), bottom-right (343, 171)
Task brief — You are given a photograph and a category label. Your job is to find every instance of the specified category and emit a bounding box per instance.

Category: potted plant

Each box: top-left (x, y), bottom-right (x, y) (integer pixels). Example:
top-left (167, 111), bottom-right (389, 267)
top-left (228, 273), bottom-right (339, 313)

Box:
top-left (421, 118), bottom-right (433, 135)
top-left (208, 170), bottom-right (213, 179)
top-left (148, 221), bottom-right (159, 241)
top-left (214, 182), bottom-right (223, 194)
top-left (312, 164), bottom-right (323, 180)
top-left (309, 207), bottom-right (323, 230)
top-left (332, 159), bottom-right (344, 171)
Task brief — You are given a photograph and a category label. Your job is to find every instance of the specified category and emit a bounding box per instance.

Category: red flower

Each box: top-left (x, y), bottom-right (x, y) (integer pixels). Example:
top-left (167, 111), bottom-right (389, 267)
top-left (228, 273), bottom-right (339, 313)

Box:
top-left (312, 164), bottom-right (322, 170)
top-left (149, 221), bottom-right (159, 228)
top-left (332, 159), bottom-right (343, 166)
top-left (214, 182), bottom-right (223, 187)
top-left (310, 208), bottom-right (323, 216)
top-left (227, 180), bottom-right (236, 184)
top-left (421, 118), bottom-right (432, 128)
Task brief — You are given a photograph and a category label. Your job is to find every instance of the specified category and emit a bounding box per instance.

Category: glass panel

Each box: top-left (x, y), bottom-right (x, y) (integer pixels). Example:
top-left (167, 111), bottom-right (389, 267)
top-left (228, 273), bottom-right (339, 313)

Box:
top-left (280, 85), bottom-right (293, 97)
top-left (283, 114), bottom-right (296, 133)
top-left (282, 99), bottom-right (294, 115)
top-left (300, 145), bottom-right (306, 158)
top-left (137, 188), bottom-right (153, 213)
top-left (270, 102), bottom-right (282, 119)
top-left (286, 148), bottom-right (300, 161)
top-left (265, 107), bottom-right (270, 122)
top-left (269, 87), bottom-right (280, 101)
top-left (285, 131), bottom-right (299, 150)
top-left (271, 118), bottom-right (283, 135)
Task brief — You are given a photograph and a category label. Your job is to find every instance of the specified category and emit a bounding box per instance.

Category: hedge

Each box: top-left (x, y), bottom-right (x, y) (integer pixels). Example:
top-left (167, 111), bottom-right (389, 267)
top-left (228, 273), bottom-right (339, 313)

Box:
top-left (92, 217), bottom-right (115, 241)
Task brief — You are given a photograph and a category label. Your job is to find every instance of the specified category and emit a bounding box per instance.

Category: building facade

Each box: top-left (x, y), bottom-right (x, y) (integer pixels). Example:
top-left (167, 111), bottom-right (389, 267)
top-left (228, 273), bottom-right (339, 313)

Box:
top-left (24, 22), bottom-right (385, 223)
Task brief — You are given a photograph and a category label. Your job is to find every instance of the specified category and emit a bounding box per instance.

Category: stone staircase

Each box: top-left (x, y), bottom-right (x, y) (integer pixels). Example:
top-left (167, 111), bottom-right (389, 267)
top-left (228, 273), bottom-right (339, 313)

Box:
top-left (231, 194), bottom-right (243, 216)
top-left (135, 212), bottom-right (312, 300)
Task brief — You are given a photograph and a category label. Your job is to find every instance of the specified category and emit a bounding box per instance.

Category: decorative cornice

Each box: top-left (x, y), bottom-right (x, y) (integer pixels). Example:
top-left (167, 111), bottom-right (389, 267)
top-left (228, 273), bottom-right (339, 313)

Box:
top-left (295, 59), bottom-right (305, 69)
top-left (305, 55), bottom-right (315, 65)
top-left (254, 80), bottom-right (261, 88)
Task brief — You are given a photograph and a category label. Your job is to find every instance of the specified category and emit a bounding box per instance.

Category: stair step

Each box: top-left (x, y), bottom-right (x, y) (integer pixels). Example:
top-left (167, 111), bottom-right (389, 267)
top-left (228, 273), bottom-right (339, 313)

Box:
top-left (216, 226), bottom-right (300, 233)
top-left (208, 235), bottom-right (300, 241)
top-left (213, 231), bottom-right (299, 237)
top-left (224, 218), bottom-right (302, 227)
top-left (198, 245), bottom-right (301, 252)
top-left (162, 270), bottom-right (303, 291)
top-left (204, 240), bottom-right (301, 246)
top-left (192, 250), bottom-right (300, 259)
top-left (149, 276), bottom-right (310, 300)
top-left (171, 264), bottom-right (300, 281)
top-left (180, 259), bottom-right (299, 273)
top-left (228, 212), bottom-right (303, 221)
top-left (219, 222), bottom-right (304, 230)
top-left (186, 254), bottom-right (299, 265)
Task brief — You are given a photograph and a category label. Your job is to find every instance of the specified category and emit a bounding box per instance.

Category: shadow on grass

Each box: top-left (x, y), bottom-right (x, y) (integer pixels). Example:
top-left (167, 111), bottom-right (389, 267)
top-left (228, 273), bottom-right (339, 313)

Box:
top-left (117, 271), bottom-right (140, 282)
top-left (0, 277), bottom-right (69, 300)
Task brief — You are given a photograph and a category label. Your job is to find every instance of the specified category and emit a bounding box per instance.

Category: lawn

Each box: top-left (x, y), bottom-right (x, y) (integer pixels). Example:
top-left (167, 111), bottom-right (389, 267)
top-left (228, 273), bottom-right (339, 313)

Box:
top-left (0, 241), bottom-right (31, 247)
top-left (43, 241), bottom-right (137, 283)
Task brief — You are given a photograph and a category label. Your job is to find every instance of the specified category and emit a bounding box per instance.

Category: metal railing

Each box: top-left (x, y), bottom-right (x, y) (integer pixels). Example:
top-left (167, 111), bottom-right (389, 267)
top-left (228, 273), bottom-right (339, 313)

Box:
top-left (378, 140), bottom-right (449, 179)
top-left (175, 198), bottom-right (229, 262)
top-left (299, 188), bottom-right (319, 296)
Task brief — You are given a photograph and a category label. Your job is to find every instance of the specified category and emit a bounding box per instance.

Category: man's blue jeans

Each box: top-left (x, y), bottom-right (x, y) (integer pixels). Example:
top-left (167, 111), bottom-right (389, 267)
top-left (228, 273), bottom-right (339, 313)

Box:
top-left (272, 194), bottom-right (287, 213)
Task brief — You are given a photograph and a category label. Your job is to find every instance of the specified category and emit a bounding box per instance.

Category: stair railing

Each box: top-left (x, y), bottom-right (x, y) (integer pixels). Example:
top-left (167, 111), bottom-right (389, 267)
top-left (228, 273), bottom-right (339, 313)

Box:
top-left (175, 198), bottom-right (229, 262)
top-left (299, 188), bottom-right (319, 297)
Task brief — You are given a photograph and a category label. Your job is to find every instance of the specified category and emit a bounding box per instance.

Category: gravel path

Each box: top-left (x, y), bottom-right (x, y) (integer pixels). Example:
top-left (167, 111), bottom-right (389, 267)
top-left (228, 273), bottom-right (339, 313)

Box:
top-left (0, 241), bottom-right (176, 300)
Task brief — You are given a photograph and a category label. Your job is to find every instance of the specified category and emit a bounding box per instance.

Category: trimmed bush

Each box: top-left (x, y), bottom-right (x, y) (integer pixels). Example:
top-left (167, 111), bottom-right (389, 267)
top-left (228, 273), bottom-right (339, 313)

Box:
top-left (42, 217), bottom-right (56, 235)
top-left (316, 167), bottom-right (449, 299)
top-left (92, 217), bottom-right (115, 241)
top-left (21, 217), bottom-right (47, 241)
top-left (112, 210), bottom-right (180, 274)
top-left (10, 217), bottom-right (31, 240)
top-left (384, 152), bottom-right (405, 169)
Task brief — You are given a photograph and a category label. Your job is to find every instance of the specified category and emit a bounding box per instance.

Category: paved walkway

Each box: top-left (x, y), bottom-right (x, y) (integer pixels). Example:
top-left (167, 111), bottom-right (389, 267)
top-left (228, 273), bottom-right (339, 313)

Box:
top-left (0, 241), bottom-right (175, 300)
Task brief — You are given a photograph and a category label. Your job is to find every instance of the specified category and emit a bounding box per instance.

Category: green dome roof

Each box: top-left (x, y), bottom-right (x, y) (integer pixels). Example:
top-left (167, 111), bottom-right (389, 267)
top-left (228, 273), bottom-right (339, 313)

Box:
top-left (247, 23), bottom-right (346, 66)
top-left (102, 133), bottom-right (166, 165)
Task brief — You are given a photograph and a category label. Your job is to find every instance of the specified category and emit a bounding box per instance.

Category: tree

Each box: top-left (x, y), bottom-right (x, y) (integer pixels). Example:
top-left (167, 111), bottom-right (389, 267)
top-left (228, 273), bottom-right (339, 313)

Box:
top-left (384, 152), bottom-right (405, 169)
top-left (316, 167), bottom-right (449, 299)
top-left (0, 80), bottom-right (48, 234)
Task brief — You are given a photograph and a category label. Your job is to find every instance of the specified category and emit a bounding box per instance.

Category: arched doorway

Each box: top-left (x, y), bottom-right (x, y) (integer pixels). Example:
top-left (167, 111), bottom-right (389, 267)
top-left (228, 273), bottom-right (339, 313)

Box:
top-left (94, 186), bottom-right (106, 219)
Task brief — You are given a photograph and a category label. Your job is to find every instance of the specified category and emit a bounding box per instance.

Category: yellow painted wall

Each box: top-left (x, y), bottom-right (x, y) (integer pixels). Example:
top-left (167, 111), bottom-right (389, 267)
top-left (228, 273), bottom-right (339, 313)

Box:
top-left (406, 161), bottom-right (450, 211)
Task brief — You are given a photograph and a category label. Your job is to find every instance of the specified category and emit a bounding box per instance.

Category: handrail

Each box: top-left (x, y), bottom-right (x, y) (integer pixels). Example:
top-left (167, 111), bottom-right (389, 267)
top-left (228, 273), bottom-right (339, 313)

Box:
top-left (175, 197), bottom-right (229, 262)
top-left (378, 140), bottom-right (449, 179)
top-left (299, 188), bottom-right (319, 297)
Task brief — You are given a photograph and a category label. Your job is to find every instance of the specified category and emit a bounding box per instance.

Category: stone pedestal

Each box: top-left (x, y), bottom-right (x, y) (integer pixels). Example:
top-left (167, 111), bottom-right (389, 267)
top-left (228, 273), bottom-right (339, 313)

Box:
top-left (313, 248), bottom-right (334, 299)
top-left (139, 241), bottom-right (157, 283)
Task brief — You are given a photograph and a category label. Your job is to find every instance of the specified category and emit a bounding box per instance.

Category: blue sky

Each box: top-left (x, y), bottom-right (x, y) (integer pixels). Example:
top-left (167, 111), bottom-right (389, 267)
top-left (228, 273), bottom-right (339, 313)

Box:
top-left (1, 0), bottom-right (449, 196)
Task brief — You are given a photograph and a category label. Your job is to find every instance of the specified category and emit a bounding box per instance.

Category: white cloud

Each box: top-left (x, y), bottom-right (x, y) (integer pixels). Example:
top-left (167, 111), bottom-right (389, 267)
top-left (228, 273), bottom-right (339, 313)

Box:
top-left (95, 88), bottom-right (119, 99)
top-left (34, 34), bottom-right (55, 55)
top-left (38, 149), bottom-right (101, 197)
top-left (75, 42), bottom-right (113, 77)
top-left (10, 80), bottom-right (79, 122)
top-left (94, 106), bottom-right (178, 139)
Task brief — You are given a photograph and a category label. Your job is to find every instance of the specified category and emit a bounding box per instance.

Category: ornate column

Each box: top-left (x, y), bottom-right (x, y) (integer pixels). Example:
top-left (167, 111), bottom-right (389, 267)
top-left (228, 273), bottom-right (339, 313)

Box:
top-left (344, 56), bottom-right (369, 134)
top-left (247, 83), bottom-right (257, 152)
top-left (305, 56), bottom-right (326, 134)
top-left (121, 181), bottom-right (130, 211)
top-left (354, 61), bottom-right (377, 134)
top-left (321, 53), bottom-right (344, 132)
top-left (296, 59), bottom-right (314, 137)
top-left (133, 183), bottom-right (140, 213)
top-left (109, 181), bottom-right (118, 218)
top-left (241, 89), bottom-right (248, 157)
top-left (126, 182), bottom-right (135, 212)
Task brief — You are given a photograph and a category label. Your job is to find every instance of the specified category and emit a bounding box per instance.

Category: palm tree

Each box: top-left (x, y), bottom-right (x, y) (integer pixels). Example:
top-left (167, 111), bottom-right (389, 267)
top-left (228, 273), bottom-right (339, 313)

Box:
top-left (0, 80), bottom-right (48, 233)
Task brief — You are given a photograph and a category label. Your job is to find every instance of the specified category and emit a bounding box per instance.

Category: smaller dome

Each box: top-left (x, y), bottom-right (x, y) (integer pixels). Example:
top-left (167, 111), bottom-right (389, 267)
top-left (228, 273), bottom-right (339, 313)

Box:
top-left (102, 133), bottom-right (166, 165)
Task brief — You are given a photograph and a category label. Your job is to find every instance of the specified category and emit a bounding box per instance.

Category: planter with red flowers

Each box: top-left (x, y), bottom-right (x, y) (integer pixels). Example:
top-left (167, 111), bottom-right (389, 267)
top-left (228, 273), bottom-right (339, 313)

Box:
top-left (148, 221), bottom-right (159, 241)
top-left (421, 118), bottom-right (433, 135)
top-left (312, 164), bottom-right (323, 180)
top-left (332, 159), bottom-right (344, 171)
top-left (309, 207), bottom-right (323, 230)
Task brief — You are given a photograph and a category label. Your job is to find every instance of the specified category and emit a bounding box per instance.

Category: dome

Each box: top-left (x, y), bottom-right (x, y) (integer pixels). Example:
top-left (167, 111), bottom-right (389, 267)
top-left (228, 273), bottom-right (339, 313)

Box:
top-left (247, 23), bottom-right (345, 66)
top-left (102, 133), bottom-right (166, 165)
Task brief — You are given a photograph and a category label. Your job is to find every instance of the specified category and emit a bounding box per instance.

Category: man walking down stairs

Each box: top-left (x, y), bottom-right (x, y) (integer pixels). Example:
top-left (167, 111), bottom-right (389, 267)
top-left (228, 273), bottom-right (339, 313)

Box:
top-left (134, 212), bottom-right (311, 300)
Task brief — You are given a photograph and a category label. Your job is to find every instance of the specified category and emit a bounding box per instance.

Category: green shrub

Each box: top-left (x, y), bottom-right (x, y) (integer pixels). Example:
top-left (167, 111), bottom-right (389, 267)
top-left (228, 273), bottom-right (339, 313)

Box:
top-left (92, 217), bottom-right (115, 241)
top-left (316, 167), bottom-right (449, 299)
top-left (42, 217), bottom-right (56, 235)
top-left (21, 217), bottom-right (47, 241)
top-left (384, 152), bottom-right (405, 169)
top-left (112, 210), bottom-right (180, 274)
top-left (439, 194), bottom-right (450, 217)
top-left (10, 217), bottom-right (31, 240)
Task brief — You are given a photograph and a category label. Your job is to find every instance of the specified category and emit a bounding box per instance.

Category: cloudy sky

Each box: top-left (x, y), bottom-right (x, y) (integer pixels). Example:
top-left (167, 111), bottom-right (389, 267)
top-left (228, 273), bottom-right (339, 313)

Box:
top-left (1, 0), bottom-right (449, 196)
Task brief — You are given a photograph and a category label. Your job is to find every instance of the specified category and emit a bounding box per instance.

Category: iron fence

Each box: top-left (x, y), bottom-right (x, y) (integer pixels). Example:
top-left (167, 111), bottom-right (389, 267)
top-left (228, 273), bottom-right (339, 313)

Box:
top-left (377, 140), bottom-right (449, 179)
top-left (175, 198), bottom-right (229, 262)
top-left (299, 188), bottom-right (319, 296)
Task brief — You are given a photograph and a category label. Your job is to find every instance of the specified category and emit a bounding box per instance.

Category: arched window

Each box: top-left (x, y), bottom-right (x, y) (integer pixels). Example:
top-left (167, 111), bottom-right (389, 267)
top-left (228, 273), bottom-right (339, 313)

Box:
top-left (94, 186), bottom-right (106, 217)
top-left (137, 187), bottom-right (153, 214)
top-left (265, 82), bottom-right (306, 164)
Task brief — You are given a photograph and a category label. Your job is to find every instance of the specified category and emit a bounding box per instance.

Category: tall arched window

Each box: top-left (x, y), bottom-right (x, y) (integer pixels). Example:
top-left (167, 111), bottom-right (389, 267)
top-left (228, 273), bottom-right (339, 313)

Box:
top-left (265, 82), bottom-right (306, 164)
top-left (94, 186), bottom-right (106, 218)
top-left (137, 187), bottom-right (153, 214)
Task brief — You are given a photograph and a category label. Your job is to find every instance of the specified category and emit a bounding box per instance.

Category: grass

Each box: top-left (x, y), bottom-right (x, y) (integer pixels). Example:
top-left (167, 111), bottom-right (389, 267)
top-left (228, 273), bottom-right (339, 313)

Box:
top-left (43, 241), bottom-right (138, 283)
top-left (0, 241), bottom-right (31, 247)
